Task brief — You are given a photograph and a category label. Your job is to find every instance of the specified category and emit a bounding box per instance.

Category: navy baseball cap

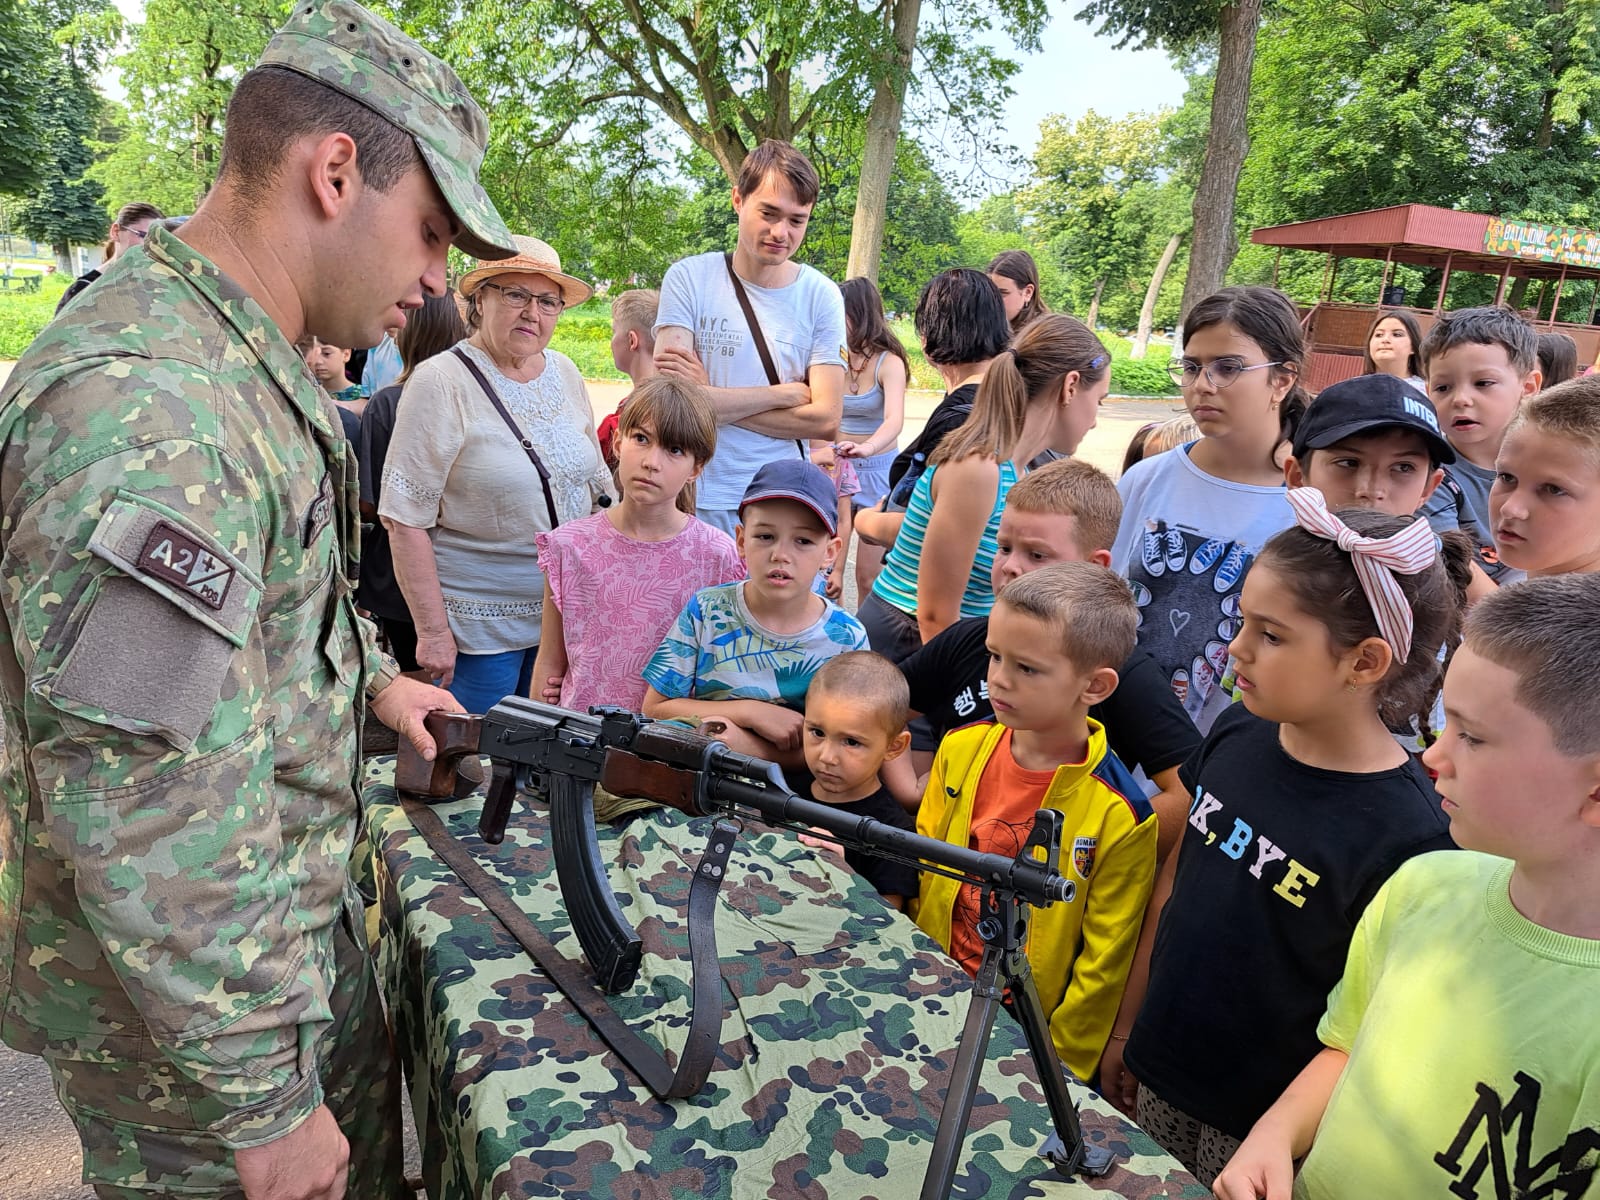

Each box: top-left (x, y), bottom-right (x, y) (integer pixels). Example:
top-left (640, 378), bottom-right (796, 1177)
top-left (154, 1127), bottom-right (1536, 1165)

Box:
top-left (1294, 374), bottom-right (1455, 465)
top-left (739, 459), bottom-right (838, 534)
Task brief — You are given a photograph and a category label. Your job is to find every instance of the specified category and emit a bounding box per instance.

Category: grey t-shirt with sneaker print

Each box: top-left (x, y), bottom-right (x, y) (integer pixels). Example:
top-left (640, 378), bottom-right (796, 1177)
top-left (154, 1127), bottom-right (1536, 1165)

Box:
top-left (1111, 443), bottom-right (1296, 731)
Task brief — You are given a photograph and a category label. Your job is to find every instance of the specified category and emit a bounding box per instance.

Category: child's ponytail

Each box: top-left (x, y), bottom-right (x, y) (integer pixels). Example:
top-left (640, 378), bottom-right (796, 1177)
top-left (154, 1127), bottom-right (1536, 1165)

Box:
top-left (931, 313), bottom-right (1108, 467)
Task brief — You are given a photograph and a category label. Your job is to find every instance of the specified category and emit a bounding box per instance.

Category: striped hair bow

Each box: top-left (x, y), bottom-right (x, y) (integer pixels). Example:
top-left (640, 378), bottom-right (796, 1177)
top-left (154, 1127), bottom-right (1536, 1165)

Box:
top-left (1285, 487), bottom-right (1438, 663)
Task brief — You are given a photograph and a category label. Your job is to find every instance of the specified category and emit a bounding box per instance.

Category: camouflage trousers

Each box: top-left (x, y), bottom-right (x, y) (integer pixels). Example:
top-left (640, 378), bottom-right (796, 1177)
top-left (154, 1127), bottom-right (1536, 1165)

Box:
top-left (44, 917), bottom-right (402, 1199)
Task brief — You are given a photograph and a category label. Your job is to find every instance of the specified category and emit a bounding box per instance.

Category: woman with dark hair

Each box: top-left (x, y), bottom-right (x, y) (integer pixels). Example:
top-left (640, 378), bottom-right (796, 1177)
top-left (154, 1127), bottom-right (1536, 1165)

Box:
top-left (859, 313), bottom-right (1111, 661)
top-left (1537, 330), bottom-right (1579, 388)
top-left (357, 291), bottom-right (470, 670)
top-left (836, 277), bottom-right (909, 593)
top-left (1111, 285), bottom-right (1307, 729)
top-left (55, 202), bottom-right (165, 314)
top-left (988, 249), bottom-right (1050, 335)
top-left (1361, 309), bottom-right (1426, 392)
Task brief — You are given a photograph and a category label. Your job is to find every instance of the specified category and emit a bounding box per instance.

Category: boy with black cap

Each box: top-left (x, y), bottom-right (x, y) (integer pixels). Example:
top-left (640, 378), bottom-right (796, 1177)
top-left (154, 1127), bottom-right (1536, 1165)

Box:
top-left (643, 459), bottom-right (868, 767)
top-left (1283, 374), bottom-right (1452, 519)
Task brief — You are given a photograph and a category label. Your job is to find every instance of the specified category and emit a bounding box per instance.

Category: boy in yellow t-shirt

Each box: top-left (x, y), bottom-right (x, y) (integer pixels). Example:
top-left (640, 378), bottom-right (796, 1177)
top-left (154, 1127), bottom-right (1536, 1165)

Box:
top-left (1215, 574), bottom-right (1600, 1200)
top-left (915, 562), bottom-right (1158, 1085)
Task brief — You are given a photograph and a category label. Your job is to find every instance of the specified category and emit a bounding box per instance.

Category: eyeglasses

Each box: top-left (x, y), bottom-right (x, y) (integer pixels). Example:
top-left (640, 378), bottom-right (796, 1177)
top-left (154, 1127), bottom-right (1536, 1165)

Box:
top-left (123, 226), bottom-right (150, 240)
top-left (480, 282), bottom-right (564, 316)
top-left (1166, 356), bottom-right (1285, 389)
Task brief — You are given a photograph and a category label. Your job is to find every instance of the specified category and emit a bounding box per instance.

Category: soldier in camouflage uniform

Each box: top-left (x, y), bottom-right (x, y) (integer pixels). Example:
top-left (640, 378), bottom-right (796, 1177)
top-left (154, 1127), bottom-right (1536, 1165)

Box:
top-left (0, 3), bottom-right (517, 1197)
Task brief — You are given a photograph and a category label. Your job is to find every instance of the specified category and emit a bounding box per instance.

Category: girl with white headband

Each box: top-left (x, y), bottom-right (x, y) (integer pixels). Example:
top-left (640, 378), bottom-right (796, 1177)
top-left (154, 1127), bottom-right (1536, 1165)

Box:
top-left (1099, 489), bottom-right (1469, 1186)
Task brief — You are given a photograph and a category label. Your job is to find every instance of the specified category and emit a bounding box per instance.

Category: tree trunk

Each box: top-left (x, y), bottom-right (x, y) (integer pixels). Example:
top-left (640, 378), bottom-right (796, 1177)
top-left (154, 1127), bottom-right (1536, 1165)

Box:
top-left (1085, 277), bottom-right (1106, 331)
top-left (845, 0), bottom-right (922, 283)
top-left (1178, 0), bottom-right (1263, 322)
top-left (1507, 275), bottom-right (1530, 312)
top-left (1131, 232), bottom-right (1184, 359)
top-left (54, 243), bottom-right (72, 275)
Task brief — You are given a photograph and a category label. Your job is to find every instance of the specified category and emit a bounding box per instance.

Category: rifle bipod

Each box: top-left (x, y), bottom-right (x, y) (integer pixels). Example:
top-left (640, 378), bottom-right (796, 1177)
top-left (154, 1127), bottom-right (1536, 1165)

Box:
top-left (919, 879), bottom-right (1117, 1198)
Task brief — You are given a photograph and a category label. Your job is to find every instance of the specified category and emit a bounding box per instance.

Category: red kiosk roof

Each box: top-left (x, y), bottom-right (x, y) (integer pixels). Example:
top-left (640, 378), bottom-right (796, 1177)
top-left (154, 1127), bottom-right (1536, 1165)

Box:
top-left (1251, 204), bottom-right (1600, 281)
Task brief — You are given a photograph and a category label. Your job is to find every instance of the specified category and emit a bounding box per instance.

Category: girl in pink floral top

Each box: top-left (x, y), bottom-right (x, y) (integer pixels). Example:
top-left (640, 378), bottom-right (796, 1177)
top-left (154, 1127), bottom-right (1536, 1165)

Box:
top-left (534, 377), bottom-right (745, 711)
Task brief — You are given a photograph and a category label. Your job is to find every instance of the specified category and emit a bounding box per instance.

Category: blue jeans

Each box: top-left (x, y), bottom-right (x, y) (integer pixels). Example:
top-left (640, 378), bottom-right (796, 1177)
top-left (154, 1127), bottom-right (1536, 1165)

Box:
top-left (448, 646), bottom-right (536, 715)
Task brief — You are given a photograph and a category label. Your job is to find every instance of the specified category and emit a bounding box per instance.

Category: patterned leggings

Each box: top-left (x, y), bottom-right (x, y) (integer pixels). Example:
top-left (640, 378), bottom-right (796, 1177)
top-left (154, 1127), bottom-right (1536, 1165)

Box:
top-left (1136, 1086), bottom-right (1243, 1187)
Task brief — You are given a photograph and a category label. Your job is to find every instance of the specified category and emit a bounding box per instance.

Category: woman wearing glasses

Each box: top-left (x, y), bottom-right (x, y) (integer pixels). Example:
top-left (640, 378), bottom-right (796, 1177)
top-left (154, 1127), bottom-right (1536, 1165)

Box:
top-left (54, 201), bottom-right (165, 314)
top-left (1109, 286), bottom-right (1306, 731)
top-left (380, 235), bottom-right (613, 714)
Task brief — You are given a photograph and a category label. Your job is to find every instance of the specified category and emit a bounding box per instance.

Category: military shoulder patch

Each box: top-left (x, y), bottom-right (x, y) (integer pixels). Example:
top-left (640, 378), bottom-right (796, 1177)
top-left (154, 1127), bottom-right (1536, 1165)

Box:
top-left (139, 520), bottom-right (234, 610)
top-left (1072, 836), bottom-right (1097, 880)
top-left (87, 491), bottom-right (263, 648)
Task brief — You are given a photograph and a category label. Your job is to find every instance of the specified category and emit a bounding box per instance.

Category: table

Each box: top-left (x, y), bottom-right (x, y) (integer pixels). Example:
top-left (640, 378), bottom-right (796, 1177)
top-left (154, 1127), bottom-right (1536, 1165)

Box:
top-left (364, 760), bottom-right (1205, 1199)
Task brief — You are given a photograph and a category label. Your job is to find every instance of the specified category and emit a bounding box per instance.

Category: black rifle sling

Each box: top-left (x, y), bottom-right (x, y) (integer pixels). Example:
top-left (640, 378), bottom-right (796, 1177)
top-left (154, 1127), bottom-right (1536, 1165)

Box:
top-left (723, 252), bottom-right (807, 458)
top-left (399, 793), bottom-right (734, 1100)
top-left (450, 347), bottom-right (562, 527)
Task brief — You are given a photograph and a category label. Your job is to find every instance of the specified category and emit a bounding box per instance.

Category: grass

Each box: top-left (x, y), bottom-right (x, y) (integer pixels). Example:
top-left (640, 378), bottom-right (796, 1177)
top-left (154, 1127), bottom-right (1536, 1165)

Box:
top-left (0, 272), bottom-right (69, 360)
top-left (547, 299), bottom-right (1179, 397)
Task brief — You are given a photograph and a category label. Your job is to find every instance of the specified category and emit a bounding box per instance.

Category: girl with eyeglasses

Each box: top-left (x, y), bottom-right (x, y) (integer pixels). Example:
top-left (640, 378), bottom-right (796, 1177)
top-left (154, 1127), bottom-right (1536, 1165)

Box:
top-left (1110, 286), bottom-right (1308, 731)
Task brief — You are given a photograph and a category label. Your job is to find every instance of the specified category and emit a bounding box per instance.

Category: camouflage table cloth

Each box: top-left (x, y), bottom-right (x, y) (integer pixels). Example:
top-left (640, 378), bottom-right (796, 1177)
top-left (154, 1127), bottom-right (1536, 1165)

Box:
top-left (363, 761), bottom-right (1204, 1200)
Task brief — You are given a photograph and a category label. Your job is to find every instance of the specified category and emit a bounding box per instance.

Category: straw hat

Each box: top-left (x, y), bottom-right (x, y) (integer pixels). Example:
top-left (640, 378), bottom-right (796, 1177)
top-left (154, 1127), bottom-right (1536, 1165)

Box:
top-left (457, 235), bottom-right (592, 307)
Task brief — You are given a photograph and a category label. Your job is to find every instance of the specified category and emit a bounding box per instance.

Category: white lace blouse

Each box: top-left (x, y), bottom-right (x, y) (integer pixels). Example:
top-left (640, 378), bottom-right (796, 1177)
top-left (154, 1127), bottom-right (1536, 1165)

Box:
top-left (379, 341), bottom-right (613, 654)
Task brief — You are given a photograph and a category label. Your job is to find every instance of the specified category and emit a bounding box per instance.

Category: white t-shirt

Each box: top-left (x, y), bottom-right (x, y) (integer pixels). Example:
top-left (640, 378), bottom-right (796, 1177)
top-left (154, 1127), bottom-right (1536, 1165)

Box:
top-left (1111, 444), bottom-right (1295, 728)
top-left (655, 251), bottom-right (846, 509)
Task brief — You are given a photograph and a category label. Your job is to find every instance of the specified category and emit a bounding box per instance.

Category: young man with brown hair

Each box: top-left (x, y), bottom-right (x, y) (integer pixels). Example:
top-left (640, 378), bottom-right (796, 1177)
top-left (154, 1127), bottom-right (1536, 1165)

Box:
top-left (653, 140), bottom-right (847, 534)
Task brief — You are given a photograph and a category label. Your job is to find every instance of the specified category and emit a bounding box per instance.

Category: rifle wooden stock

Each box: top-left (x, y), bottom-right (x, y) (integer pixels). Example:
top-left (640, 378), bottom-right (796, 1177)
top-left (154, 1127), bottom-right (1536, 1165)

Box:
top-left (396, 711), bottom-right (484, 797)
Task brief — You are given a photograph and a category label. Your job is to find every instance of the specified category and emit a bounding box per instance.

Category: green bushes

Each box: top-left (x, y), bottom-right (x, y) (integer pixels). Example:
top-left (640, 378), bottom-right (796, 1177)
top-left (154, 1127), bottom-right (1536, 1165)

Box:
top-left (1110, 356), bottom-right (1177, 397)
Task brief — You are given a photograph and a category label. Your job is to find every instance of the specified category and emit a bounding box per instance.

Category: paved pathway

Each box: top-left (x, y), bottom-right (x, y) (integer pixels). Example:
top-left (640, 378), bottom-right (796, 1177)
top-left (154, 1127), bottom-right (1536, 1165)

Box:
top-left (0, 361), bottom-right (1182, 1198)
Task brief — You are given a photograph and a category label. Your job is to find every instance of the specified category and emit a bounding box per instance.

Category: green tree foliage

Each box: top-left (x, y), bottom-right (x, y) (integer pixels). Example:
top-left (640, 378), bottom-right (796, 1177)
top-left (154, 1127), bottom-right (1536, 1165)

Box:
top-left (16, 0), bottom-right (115, 265)
top-left (1077, 0), bottom-right (1268, 317)
top-left (1242, 0), bottom-right (1600, 227)
top-left (1024, 109), bottom-right (1166, 322)
top-left (382, 0), bottom-right (1042, 280)
top-left (90, 0), bottom-right (287, 215)
top-left (0, 0), bottom-right (50, 196)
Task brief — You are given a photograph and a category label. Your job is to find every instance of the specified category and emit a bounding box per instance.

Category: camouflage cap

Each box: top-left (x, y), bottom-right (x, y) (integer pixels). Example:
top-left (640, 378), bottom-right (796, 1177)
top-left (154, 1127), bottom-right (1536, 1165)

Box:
top-left (258, 0), bottom-right (517, 260)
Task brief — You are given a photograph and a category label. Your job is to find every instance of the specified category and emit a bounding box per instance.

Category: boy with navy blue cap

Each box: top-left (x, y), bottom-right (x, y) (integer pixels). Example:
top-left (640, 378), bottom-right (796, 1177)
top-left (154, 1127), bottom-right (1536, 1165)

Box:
top-left (643, 459), bottom-right (868, 767)
top-left (1283, 374), bottom-right (1452, 519)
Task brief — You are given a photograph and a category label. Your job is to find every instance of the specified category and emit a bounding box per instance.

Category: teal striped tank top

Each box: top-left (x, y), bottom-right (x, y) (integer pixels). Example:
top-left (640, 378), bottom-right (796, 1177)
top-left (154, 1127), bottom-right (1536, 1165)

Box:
top-left (870, 459), bottom-right (1020, 620)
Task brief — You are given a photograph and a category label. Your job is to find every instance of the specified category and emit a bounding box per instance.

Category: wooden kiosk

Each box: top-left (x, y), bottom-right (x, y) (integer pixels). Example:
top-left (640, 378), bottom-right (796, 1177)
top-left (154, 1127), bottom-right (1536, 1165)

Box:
top-left (1250, 204), bottom-right (1600, 391)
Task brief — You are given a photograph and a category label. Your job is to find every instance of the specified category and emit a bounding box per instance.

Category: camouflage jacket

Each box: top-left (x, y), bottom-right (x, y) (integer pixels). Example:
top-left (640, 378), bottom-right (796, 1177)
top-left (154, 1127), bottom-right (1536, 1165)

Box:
top-left (0, 225), bottom-right (381, 1148)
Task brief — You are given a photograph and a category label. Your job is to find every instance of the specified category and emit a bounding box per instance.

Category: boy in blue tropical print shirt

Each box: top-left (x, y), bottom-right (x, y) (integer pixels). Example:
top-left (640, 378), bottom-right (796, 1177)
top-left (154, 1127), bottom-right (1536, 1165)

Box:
top-left (643, 460), bottom-right (869, 769)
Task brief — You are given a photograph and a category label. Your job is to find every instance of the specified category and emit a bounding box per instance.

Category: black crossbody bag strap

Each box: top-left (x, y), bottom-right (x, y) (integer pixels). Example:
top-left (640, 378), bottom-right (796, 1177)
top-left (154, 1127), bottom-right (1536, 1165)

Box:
top-left (724, 253), bottom-right (807, 458)
top-left (451, 346), bottom-right (562, 527)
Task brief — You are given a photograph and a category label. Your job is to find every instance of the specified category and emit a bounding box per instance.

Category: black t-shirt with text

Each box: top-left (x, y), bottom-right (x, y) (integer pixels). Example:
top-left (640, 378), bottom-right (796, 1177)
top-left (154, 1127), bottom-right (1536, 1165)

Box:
top-left (899, 616), bottom-right (1199, 779)
top-left (1123, 704), bottom-right (1454, 1137)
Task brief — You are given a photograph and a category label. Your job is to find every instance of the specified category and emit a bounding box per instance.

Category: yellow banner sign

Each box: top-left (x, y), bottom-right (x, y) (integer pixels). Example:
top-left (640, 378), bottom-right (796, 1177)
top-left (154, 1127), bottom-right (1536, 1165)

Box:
top-left (1485, 217), bottom-right (1600, 268)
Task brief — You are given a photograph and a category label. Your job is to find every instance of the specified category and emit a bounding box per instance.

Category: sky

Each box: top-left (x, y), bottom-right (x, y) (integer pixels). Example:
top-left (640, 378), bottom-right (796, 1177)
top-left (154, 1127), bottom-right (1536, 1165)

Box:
top-left (995, 15), bottom-right (1189, 161)
top-left (101, 0), bottom-right (1189, 195)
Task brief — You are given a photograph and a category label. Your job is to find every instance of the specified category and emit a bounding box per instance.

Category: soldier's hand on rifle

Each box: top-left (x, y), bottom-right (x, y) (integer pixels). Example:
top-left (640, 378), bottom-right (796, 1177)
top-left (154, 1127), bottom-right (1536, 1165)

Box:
top-left (372, 675), bottom-right (465, 762)
top-left (235, 1103), bottom-right (349, 1200)
top-left (415, 626), bottom-right (458, 688)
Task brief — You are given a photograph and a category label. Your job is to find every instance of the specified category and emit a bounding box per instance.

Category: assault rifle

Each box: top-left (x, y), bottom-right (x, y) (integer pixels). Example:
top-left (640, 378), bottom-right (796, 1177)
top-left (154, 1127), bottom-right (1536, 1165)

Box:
top-left (396, 698), bottom-right (1117, 1195)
